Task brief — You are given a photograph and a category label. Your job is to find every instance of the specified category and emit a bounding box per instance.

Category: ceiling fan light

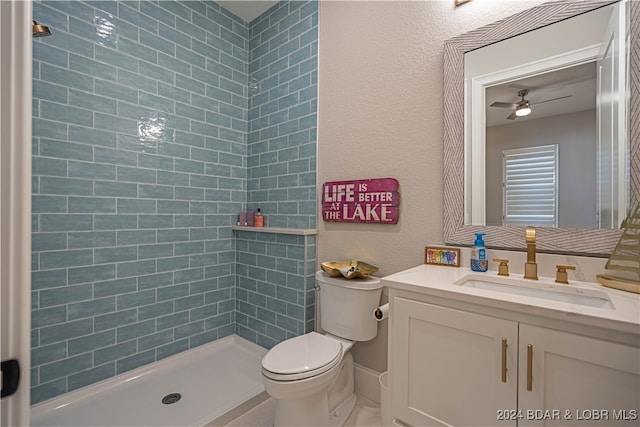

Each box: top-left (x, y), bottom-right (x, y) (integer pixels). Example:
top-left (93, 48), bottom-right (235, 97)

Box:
top-left (515, 100), bottom-right (531, 117)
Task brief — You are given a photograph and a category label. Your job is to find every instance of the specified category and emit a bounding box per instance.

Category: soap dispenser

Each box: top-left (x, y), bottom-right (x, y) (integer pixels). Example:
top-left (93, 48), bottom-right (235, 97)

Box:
top-left (470, 233), bottom-right (488, 272)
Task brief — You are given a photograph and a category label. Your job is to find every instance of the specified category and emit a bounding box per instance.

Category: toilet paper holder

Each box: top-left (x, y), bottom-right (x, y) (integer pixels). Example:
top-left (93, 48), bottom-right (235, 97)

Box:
top-left (374, 303), bottom-right (389, 321)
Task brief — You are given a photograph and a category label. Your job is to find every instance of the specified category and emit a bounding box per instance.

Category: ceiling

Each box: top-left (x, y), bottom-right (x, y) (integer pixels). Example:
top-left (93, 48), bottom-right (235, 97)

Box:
top-left (216, 1), bottom-right (279, 23)
top-left (485, 60), bottom-right (597, 128)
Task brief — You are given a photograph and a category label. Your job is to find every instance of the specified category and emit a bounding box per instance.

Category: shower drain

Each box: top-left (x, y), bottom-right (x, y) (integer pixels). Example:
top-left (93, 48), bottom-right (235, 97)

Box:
top-left (161, 393), bottom-right (182, 404)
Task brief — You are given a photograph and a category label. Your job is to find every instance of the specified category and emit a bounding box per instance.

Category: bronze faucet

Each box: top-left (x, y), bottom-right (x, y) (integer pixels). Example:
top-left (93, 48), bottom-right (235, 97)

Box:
top-left (524, 226), bottom-right (538, 280)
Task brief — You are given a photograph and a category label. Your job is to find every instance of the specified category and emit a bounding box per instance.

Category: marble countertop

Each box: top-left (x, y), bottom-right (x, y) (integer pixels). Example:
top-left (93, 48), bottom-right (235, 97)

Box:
top-left (382, 264), bottom-right (640, 337)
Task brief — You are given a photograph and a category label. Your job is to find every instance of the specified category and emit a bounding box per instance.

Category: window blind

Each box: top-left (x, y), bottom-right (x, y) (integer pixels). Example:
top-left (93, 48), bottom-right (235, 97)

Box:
top-left (502, 144), bottom-right (558, 226)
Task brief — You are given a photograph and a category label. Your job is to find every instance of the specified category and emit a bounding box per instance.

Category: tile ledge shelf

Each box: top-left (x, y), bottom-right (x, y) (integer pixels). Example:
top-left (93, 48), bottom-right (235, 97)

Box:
top-left (231, 226), bottom-right (318, 236)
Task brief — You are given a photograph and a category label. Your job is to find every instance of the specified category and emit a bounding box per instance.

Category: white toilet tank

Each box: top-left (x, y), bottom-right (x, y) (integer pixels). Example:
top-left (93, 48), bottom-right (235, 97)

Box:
top-left (316, 270), bottom-right (383, 342)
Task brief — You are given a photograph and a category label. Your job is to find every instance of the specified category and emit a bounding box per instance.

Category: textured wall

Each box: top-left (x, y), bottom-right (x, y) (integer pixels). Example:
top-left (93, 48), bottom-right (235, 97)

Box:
top-left (317, 0), bottom-right (547, 373)
top-left (31, 0), bottom-right (317, 405)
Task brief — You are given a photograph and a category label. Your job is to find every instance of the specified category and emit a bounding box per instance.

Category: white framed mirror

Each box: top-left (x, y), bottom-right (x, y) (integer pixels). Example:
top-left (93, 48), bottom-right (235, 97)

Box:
top-left (443, 0), bottom-right (638, 255)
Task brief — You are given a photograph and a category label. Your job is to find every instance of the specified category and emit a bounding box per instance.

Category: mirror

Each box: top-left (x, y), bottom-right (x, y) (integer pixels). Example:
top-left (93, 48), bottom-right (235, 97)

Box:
top-left (444, 0), bottom-right (639, 255)
top-left (465, 3), bottom-right (626, 230)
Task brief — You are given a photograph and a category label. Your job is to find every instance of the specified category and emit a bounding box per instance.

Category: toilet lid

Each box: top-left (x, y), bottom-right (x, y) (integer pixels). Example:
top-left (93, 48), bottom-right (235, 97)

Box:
top-left (262, 332), bottom-right (342, 379)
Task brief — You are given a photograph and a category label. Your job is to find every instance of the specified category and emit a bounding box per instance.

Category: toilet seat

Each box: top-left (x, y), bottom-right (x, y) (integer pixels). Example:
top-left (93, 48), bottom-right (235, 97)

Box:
top-left (262, 332), bottom-right (343, 381)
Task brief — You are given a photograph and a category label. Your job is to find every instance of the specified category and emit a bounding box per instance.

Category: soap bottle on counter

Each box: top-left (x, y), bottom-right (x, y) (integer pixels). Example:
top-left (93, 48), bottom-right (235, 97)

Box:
top-left (470, 232), bottom-right (488, 272)
top-left (254, 208), bottom-right (264, 227)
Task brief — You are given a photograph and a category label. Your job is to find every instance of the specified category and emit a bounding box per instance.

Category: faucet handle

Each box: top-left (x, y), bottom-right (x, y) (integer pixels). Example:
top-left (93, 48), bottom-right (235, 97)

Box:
top-left (525, 226), bottom-right (536, 243)
top-left (493, 258), bottom-right (510, 276)
top-left (555, 265), bottom-right (576, 284)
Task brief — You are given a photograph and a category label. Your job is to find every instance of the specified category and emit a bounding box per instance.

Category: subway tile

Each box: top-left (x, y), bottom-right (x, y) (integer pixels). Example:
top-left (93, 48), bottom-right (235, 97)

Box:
top-left (137, 271), bottom-right (174, 290)
top-left (94, 113), bottom-right (138, 135)
top-left (32, 342), bottom-right (67, 367)
top-left (155, 256), bottom-right (190, 273)
top-left (138, 214), bottom-right (173, 229)
top-left (31, 157), bottom-right (67, 177)
top-left (117, 198), bottom-right (157, 214)
top-left (68, 126), bottom-right (117, 147)
top-left (33, 80), bottom-right (68, 104)
top-left (116, 350), bottom-right (156, 375)
top-left (94, 308), bottom-right (138, 332)
top-left (174, 321), bottom-right (204, 339)
top-left (139, 184), bottom-right (174, 199)
top-left (40, 214), bottom-right (93, 232)
top-left (68, 297), bottom-right (117, 320)
top-left (94, 214), bottom-right (138, 230)
top-left (95, 246), bottom-right (138, 264)
top-left (69, 197), bottom-right (116, 213)
top-left (40, 139), bottom-right (93, 162)
top-left (140, 28), bottom-right (176, 56)
top-left (32, 232), bottom-right (67, 252)
top-left (116, 320), bottom-right (156, 342)
top-left (117, 166), bottom-right (157, 184)
top-left (31, 379), bottom-right (67, 405)
top-left (116, 259), bottom-right (156, 278)
top-left (40, 283), bottom-right (93, 308)
top-left (157, 228), bottom-right (190, 243)
top-left (138, 301), bottom-right (173, 321)
top-left (94, 181), bottom-right (138, 197)
top-left (94, 147), bottom-right (139, 167)
top-left (39, 318), bottom-right (94, 346)
top-left (41, 63), bottom-right (93, 92)
top-left (93, 277), bottom-right (138, 299)
top-left (94, 340), bottom-right (137, 365)
top-left (32, 269), bottom-right (67, 290)
top-left (68, 264), bottom-right (116, 285)
top-left (70, 54), bottom-right (117, 82)
top-left (68, 161), bottom-right (117, 180)
top-left (95, 46), bottom-right (139, 73)
top-left (138, 243), bottom-right (174, 259)
top-left (156, 339), bottom-right (189, 360)
top-left (157, 283), bottom-right (189, 301)
top-left (138, 329), bottom-right (174, 351)
top-left (32, 306), bottom-right (67, 329)
top-left (68, 363), bottom-right (115, 392)
top-left (117, 37), bottom-right (158, 64)
top-left (117, 230), bottom-right (157, 246)
top-left (117, 289), bottom-right (156, 310)
top-left (157, 200), bottom-right (189, 214)
top-left (138, 154), bottom-right (174, 171)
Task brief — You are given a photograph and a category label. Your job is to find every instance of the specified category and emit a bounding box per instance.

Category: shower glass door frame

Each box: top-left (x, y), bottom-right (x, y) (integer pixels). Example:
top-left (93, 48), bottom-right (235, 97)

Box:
top-left (1, 0), bottom-right (33, 425)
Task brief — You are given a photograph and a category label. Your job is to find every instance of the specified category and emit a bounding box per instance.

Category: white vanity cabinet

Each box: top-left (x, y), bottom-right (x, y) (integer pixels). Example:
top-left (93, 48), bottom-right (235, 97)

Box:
top-left (389, 291), bottom-right (640, 427)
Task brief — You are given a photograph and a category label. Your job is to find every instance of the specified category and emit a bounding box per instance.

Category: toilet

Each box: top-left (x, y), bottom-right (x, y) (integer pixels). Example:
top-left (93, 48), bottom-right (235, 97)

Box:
top-left (261, 270), bottom-right (383, 426)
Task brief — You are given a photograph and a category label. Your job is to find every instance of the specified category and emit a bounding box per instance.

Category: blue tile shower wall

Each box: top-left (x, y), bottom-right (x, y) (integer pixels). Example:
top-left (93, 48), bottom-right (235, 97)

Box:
top-left (247, 1), bottom-right (318, 229)
top-left (235, 231), bottom-right (316, 349)
top-left (31, 0), bottom-right (318, 405)
top-left (234, 1), bottom-right (318, 348)
top-left (31, 0), bottom-right (248, 404)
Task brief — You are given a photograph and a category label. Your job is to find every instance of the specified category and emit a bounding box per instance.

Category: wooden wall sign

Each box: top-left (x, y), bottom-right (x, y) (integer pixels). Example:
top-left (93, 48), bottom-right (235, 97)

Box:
top-left (322, 178), bottom-right (400, 224)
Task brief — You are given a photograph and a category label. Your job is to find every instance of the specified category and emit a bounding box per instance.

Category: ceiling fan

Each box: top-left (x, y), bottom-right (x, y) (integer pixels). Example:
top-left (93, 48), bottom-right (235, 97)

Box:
top-left (490, 89), bottom-right (572, 120)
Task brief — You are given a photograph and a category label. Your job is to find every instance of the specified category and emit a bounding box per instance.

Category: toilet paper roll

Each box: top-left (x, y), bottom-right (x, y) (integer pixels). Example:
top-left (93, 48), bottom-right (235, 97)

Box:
top-left (374, 303), bottom-right (389, 321)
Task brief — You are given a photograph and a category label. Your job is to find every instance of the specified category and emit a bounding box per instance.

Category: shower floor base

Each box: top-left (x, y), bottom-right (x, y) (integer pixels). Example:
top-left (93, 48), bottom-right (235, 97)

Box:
top-left (31, 335), bottom-right (267, 427)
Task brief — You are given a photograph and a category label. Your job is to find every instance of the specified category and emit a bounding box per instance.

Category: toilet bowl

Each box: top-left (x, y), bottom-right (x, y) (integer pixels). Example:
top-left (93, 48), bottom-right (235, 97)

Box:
top-left (261, 271), bottom-right (383, 426)
top-left (262, 332), bottom-right (355, 426)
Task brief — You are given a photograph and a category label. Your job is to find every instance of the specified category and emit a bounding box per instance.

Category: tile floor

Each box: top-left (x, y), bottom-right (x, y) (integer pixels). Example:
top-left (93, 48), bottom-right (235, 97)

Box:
top-left (225, 395), bottom-right (382, 427)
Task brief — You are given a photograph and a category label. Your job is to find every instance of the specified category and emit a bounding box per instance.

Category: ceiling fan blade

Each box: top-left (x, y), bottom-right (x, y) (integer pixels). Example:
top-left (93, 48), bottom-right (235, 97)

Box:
top-left (490, 101), bottom-right (518, 108)
top-left (531, 95), bottom-right (572, 105)
top-left (506, 112), bottom-right (517, 120)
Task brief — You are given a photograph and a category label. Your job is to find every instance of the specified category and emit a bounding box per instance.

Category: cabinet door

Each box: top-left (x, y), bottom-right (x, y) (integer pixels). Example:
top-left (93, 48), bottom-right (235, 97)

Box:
top-left (518, 324), bottom-right (640, 426)
top-left (390, 298), bottom-right (518, 426)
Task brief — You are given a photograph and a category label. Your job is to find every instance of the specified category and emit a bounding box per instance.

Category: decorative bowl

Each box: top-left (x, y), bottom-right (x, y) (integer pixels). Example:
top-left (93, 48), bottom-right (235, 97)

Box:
top-left (321, 260), bottom-right (379, 279)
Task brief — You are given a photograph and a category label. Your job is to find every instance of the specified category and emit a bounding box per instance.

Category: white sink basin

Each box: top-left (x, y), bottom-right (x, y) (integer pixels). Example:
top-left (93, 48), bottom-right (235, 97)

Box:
top-left (453, 274), bottom-right (614, 309)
